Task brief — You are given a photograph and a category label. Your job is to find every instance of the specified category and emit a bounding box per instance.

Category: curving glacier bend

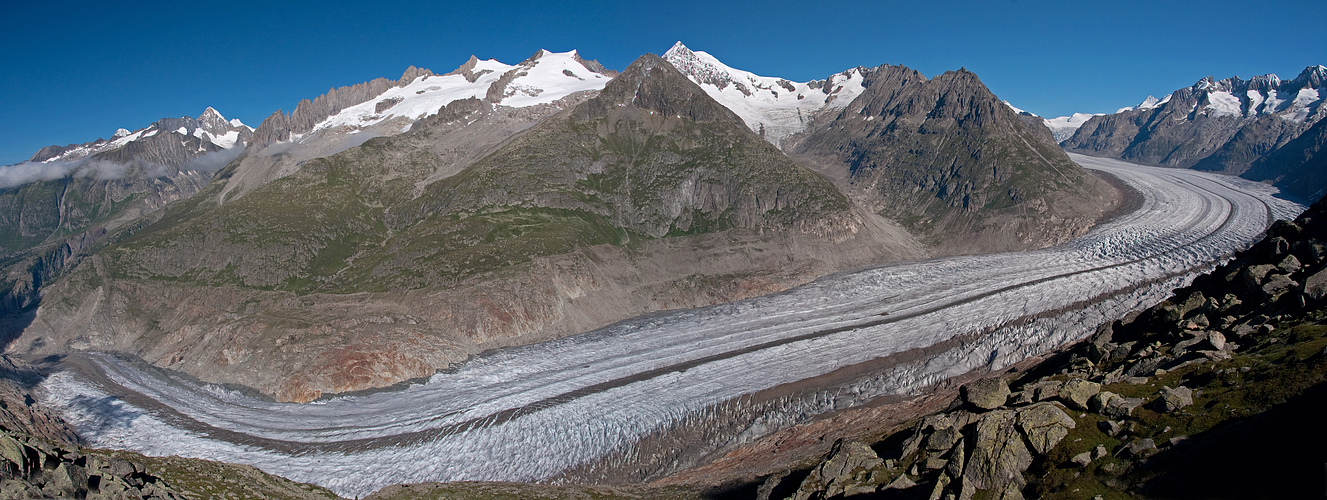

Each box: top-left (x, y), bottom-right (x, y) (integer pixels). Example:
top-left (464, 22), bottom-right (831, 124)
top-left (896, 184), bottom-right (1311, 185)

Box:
top-left (38, 154), bottom-right (1304, 497)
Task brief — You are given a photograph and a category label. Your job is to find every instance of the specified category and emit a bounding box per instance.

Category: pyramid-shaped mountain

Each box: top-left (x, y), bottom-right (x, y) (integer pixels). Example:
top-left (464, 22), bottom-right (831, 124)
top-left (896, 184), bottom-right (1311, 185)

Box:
top-left (792, 65), bottom-right (1118, 253)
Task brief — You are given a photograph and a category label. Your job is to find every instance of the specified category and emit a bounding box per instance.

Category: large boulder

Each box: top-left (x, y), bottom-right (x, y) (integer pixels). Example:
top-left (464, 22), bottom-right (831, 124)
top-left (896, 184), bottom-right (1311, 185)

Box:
top-left (925, 426), bottom-right (962, 451)
top-left (1242, 264), bottom-right (1276, 288)
top-left (1262, 274), bottom-right (1299, 298)
top-left (1089, 391), bottom-right (1143, 418)
top-left (961, 410), bottom-right (1032, 499)
top-left (1304, 266), bottom-right (1327, 300)
top-left (1151, 386), bottom-right (1194, 413)
top-left (1277, 254), bottom-right (1302, 273)
top-left (1058, 378), bottom-right (1101, 410)
top-left (0, 435), bottom-right (26, 473)
top-left (1015, 402), bottom-right (1076, 454)
top-left (963, 378), bottom-right (1011, 410)
top-left (1120, 438), bottom-right (1158, 459)
top-left (791, 439), bottom-right (889, 500)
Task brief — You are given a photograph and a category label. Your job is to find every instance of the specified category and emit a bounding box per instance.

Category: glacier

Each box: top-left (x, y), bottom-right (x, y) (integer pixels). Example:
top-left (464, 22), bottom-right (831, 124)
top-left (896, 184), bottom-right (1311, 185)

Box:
top-left (38, 155), bottom-right (1303, 497)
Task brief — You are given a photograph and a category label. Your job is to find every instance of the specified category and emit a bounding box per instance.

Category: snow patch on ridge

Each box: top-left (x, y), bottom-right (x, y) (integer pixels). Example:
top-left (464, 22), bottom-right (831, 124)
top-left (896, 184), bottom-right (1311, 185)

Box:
top-left (662, 41), bottom-right (866, 148)
top-left (1205, 91), bottom-right (1243, 117)
top-left (312, 50), bottom-right (611, 133)
top-left (499, 49), bottom-right (611, 107)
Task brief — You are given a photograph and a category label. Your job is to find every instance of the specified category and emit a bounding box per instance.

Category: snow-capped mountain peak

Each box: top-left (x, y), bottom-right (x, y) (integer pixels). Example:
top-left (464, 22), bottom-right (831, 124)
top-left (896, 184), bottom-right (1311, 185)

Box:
top-left (1115, 95), bottom-right (1170, 114)
top-left (1178, 66), bottom-right (1327, 122)
top-left (28, 108), bottom-right (253, 164)
top-left (661, 41), bottom-right (868, 148)
top-left (200, 106), bottom-right (224, 120)
top-left (310, 49), bottom-right (613, 134)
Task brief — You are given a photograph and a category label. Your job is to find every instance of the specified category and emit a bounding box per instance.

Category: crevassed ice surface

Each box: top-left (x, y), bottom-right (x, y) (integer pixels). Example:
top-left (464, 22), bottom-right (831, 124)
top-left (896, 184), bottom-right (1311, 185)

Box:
top-left (40, 155), bottom-right (1304, 497)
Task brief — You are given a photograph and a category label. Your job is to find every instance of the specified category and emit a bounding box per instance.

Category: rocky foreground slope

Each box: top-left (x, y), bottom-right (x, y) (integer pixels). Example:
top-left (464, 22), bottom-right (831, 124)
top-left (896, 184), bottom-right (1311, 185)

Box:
top-left (670, 194), bottom-right (1327, 499)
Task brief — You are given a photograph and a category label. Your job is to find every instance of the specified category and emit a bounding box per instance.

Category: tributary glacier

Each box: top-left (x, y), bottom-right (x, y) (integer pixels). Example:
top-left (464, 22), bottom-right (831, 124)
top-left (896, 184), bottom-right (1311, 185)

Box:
top-left (38, 155), bottom-right (1305, 497)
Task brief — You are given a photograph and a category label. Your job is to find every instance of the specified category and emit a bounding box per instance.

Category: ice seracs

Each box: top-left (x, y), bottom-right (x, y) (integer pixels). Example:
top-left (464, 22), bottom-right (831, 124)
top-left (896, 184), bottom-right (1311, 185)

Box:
top-left (1002, 102), bottom-right (1103, 144)
top-left (1045, 113), bottom-right (1105, 143)
top-left (662, 41), bottom-right (868, 148)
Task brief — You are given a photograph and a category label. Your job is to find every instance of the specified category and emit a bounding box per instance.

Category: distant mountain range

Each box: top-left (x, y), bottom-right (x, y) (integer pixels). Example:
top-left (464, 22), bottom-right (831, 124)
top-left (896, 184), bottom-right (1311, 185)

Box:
top-left (0, 108), bottom-right (253, 332)
top-left (27, 107), bottom-right (251, 166)
top-left (1046, 65), bottom-right (1326, 200)
top-left (3, 43), bottom-right (1119, 402)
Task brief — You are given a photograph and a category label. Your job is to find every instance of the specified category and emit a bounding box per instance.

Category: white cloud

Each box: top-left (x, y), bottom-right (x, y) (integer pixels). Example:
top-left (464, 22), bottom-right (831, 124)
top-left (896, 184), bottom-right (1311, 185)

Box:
top-left (0, 145), bottom-right (245, 190)
top-left (182, 146), bottom-right (245, 173)
top-left (0, 157), bottom-right (167, 190)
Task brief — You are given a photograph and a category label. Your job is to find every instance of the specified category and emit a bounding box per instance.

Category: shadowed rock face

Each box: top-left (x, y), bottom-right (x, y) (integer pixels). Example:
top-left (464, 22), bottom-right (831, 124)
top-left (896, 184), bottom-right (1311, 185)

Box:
top-left (1242, 115), bottom-right (1327, 201)
top-left (790, 65), bottom-right (1118, 254)
top-left (1064, 66), bottom-right (1327, 174)
top-left (17, 55), bottom-right (924, 402)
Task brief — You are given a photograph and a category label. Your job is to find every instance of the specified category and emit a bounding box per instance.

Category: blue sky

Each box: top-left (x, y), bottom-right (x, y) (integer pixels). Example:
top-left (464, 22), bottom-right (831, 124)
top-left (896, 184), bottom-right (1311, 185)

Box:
top-left (2, 0), bottom-right (1324, 165)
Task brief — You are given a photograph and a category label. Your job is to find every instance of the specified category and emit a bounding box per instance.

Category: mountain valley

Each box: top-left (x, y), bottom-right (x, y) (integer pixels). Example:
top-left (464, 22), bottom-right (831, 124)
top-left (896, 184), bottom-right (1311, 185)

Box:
top-left (0, 41), bottom-right (1318, 499)
top-left (2, 45), bottom-right (1123, 404)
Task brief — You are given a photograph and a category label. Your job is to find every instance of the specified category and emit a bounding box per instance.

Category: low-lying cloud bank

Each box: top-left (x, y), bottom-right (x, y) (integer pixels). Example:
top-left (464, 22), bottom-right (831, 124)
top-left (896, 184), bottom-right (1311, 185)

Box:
top-left (0, 147), bottom-right (243, 190)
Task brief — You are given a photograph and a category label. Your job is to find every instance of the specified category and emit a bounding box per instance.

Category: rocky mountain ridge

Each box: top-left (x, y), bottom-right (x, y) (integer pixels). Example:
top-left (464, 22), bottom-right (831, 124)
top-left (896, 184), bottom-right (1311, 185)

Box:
top-left (221, 49), bottom-right (616, 203)
top-left (28, 107), bottom-right (251, 166)
top-left (662, 42), bottom-right (870, 148)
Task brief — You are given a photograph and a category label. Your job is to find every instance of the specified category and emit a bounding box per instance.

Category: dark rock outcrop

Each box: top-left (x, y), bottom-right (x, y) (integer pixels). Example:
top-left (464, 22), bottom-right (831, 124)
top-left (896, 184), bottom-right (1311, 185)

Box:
top-left (0, 429), bottom-right (185, 499)
top-left (1241, 114), bottom-right (1327, 201)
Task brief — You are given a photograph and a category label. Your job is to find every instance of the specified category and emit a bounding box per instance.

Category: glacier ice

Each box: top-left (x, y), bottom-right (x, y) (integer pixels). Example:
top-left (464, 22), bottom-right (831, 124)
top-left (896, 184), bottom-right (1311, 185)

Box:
top-left (38, 154), bottom-right (1303, 497)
